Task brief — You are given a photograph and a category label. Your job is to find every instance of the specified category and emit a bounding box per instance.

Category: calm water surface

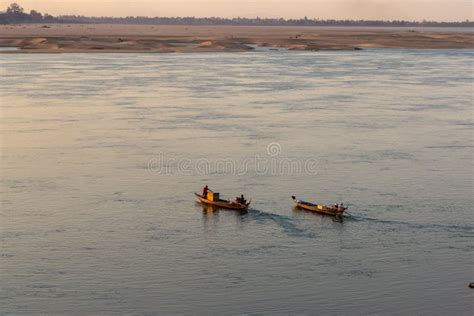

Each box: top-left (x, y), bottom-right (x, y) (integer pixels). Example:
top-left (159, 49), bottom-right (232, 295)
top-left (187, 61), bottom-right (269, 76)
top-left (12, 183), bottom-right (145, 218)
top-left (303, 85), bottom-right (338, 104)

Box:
top-left (1, 49), bottom-right (473, 314)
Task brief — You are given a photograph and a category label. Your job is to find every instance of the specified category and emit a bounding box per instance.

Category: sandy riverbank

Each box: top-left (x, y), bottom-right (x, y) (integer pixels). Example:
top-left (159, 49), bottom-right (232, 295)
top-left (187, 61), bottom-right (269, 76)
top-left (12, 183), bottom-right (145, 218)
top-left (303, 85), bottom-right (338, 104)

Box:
top-left (0, 24), bottom-right (473, 53)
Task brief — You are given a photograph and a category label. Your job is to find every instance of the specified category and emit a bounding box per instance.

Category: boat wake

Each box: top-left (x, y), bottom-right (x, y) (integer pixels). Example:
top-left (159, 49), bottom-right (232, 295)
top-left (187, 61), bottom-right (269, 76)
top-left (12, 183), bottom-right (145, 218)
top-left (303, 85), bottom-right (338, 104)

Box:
top-left (248, 209), bottom-right (315, 238)
top-left (347, 213), bottom-right (474, 236)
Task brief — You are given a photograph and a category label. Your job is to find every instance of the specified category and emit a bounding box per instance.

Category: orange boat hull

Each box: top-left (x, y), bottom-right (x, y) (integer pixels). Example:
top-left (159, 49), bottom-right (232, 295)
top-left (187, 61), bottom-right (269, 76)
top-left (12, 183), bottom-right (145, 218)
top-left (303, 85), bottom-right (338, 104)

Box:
top-left (292, 196), bottom-right (346, 217)
top-left (195, 193), bottom-right (250, 210)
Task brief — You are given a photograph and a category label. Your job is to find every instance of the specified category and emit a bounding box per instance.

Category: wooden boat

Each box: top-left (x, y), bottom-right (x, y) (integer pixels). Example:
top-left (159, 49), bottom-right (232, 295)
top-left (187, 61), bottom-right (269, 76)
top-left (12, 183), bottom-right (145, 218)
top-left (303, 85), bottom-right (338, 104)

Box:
top-left (195, 192), bottom-right (250, 211)
top-left (292, 196), bottom-right (346, 217)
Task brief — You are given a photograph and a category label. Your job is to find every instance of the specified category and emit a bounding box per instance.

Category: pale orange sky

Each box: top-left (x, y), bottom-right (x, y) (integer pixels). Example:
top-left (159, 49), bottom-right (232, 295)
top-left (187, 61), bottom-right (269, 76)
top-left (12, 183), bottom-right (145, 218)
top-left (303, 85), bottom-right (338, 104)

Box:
top-left (1, 0), bottom-right (473, 21)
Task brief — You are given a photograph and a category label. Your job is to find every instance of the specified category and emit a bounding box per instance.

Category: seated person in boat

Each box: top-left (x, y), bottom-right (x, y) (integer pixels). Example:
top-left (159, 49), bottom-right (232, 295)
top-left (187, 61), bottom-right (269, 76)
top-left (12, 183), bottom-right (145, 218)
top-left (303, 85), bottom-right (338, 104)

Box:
top-left (202, 185), bottom-right (209, 198)
top-left (235, 194), bottom-right (246, 204)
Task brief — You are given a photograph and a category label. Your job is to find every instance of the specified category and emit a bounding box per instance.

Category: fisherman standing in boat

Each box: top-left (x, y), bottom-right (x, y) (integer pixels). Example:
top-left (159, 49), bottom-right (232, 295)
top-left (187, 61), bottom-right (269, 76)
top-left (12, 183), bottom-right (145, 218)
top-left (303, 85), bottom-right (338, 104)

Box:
top-left (202, 185), bottom-right (209, 198)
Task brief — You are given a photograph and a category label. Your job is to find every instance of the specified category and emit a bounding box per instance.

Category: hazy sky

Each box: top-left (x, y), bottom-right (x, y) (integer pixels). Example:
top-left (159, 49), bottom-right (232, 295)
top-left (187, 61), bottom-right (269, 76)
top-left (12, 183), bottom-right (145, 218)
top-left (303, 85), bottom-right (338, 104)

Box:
top-left (2, 0), bottom-right (473, 21)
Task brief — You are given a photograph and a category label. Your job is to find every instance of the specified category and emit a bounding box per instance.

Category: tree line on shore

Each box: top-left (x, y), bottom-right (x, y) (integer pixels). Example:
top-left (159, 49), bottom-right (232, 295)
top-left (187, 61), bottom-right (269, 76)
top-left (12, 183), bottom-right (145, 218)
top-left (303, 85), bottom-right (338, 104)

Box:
top-left (1, 3), bottom-right (473, 27)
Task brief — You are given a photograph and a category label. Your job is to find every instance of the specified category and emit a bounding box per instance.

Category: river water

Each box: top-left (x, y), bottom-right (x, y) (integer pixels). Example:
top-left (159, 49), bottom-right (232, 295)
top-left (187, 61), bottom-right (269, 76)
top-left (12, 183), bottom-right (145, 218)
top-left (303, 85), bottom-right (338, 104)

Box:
top-left (1, 49), bottom-right (473, 314)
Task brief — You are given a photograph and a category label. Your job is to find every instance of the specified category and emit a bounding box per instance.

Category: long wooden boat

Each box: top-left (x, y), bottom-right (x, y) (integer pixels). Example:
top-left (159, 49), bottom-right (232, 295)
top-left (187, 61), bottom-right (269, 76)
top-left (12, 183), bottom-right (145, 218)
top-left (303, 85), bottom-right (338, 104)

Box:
top-left (195, 193), bottom-right (250, 211)
top-left (292, 196), bottom-right (346, 217)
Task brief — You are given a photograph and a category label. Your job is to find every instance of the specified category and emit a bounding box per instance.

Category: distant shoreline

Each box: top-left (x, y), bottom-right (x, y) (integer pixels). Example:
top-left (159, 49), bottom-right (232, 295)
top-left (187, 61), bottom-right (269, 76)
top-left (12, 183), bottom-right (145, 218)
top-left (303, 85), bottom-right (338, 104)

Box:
top-left (1, 24), bottom-right (473, 53)
top-left (1, 3), bottom-right (473, 29)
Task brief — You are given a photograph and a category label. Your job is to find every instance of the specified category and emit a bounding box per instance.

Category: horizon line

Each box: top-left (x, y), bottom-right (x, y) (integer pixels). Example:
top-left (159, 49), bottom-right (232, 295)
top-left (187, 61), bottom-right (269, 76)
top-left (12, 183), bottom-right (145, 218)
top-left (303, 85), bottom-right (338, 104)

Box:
top-left (10, 11), bottom-right (473, 24)
top-left (1, 4), bottom-right (472, 24)
top-left (54, 15), bottom-right (473, 23)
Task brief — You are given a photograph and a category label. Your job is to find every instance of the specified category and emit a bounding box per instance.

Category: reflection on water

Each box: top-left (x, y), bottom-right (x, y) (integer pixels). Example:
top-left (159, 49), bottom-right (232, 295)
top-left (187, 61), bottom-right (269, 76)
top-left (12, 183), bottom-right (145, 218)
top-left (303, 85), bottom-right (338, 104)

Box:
top-left (0, 49), bottom-right (473, 314)
top-left (200, 203), bottom-right (248, 215)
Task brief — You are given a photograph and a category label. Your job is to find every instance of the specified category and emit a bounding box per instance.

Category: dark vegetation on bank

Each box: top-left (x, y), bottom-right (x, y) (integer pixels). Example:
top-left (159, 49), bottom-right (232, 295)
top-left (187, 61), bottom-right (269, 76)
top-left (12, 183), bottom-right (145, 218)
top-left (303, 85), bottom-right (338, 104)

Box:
top-left (1, 3), bottom-right (473, 27)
